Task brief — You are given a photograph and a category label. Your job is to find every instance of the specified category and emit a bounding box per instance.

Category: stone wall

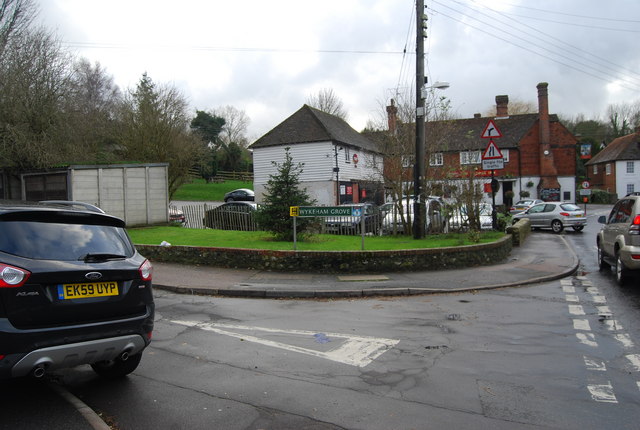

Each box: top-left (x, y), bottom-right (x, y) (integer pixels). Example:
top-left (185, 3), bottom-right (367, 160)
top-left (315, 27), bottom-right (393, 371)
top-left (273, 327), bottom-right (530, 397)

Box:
top-left (137, 235), bottom-right (512, 273)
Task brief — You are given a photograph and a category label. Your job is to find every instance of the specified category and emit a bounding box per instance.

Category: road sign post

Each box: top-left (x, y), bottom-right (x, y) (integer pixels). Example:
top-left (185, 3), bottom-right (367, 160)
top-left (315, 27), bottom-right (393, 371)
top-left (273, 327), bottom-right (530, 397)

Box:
top-left (481, 120), bottom-right (504, 230)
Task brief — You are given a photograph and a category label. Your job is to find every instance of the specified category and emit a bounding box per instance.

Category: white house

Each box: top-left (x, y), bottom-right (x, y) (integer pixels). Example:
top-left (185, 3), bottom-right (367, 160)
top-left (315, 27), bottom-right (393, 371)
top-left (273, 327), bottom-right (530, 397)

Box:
top-left (250, 105), bottom-right (384, 206)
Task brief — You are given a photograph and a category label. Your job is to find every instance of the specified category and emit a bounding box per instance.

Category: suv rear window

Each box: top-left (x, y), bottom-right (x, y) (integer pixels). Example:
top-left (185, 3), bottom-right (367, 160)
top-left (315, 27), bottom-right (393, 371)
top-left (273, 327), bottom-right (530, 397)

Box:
top-left (0, 221), bottom-right (134, 260)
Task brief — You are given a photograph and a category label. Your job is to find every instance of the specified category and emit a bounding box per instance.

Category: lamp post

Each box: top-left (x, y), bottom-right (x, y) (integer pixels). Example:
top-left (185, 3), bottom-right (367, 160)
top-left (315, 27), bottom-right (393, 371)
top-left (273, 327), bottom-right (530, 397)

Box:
top-left (333, 145), bottom-right (343, 205)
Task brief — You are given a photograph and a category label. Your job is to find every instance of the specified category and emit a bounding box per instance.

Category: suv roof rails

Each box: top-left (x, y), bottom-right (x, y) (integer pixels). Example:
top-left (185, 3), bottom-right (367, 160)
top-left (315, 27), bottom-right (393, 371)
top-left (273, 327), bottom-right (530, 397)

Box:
top-left (39, 200), bottom-right (105, 214)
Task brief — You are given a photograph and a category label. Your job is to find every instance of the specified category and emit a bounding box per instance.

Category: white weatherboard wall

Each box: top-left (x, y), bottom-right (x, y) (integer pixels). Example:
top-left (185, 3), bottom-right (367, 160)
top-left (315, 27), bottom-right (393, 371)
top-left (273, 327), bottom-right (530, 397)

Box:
top-left (253, 142), bottom-right (383, 205)
top-left (69, 164), bottom-right (169, 226)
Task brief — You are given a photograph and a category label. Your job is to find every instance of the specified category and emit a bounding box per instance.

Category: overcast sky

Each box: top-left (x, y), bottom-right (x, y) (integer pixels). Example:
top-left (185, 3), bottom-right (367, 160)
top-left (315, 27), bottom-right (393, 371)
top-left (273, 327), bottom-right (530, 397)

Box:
top-left (38, 0), bottom-right (640, 140)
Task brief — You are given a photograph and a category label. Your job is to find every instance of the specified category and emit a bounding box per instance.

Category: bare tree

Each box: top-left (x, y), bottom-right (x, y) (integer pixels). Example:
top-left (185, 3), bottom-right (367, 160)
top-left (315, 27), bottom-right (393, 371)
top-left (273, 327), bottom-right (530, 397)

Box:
top-left (0, 0), bottom-right (37, 57)
top-left (606, 101), bottom-right (640, 138)
top-left (306, 88), bottom-right (348, 120)
top-left (213, 105), bottom-right (250, 148)
top-left (0, 27), bottom-right (73, 169)
top-left (61, 59), bottom-right (122, 162)
top-left (116, 73), bottom-right (204, 197)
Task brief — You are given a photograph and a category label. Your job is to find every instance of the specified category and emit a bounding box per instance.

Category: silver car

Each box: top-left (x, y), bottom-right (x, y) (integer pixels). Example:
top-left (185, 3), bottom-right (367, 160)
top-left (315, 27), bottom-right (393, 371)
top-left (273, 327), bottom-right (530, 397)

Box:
top-left (512, 202), bottom-right (586, 233)
top-left (596, 193), bottom-right (640, 285)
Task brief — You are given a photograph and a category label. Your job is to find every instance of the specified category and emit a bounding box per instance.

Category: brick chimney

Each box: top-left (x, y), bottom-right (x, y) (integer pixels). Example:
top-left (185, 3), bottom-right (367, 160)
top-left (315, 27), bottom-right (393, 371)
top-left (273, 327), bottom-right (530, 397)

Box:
top-left (386, 99), bottom-right (398, 134)
top-left (495, 95), bottom-right (509, 117)
top-left (536, 82), bottom-right (560, 195)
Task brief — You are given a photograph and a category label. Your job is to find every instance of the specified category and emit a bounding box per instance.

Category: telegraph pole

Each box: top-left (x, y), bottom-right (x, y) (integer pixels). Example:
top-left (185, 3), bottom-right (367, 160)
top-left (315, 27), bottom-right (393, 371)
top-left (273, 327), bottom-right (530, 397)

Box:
top-left (413, 0), bottom-right (427, 239)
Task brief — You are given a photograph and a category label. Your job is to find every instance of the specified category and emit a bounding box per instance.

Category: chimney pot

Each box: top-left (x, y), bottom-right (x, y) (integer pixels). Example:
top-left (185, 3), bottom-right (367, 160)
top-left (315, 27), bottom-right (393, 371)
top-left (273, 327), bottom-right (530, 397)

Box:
top-left (386, 99), bottom-right (398, 134)
top-left (495, 95), bottom-right (509, 117)
top-left (474, 113), bottom-right (481, 119)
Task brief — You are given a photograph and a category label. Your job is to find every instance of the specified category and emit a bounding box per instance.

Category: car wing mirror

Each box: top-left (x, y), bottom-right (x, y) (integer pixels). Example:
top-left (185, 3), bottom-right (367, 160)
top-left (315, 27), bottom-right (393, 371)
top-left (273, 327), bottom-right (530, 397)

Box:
top-left (597, 215), bottom-right (607, 224)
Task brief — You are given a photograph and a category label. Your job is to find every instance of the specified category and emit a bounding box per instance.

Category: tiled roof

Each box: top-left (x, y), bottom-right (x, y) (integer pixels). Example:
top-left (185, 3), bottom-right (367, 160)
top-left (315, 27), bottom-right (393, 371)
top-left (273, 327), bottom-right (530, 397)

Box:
top-left (425, 114), bottom-right (552, 151)
top-left (250, 105), bottom-right (379, 153)
top-left (585, 132), bottom-right (640, 165)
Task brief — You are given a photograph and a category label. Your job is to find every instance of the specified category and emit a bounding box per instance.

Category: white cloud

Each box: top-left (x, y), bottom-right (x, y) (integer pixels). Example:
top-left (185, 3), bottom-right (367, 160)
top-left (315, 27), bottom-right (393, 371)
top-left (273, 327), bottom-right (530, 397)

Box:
top-left (38, 0), bottom-right (640, 138)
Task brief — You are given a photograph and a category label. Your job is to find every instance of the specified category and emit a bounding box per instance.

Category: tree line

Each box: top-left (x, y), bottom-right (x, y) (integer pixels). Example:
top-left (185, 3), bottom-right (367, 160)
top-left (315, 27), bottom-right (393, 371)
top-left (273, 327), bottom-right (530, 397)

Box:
top-left (0, 0), bottom-right (251, 198)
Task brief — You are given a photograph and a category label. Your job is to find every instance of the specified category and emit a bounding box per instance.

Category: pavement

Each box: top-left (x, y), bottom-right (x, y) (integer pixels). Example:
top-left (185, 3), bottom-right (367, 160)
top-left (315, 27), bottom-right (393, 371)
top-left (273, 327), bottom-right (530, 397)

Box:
top-left (152, 232), bottom-right (580, 298)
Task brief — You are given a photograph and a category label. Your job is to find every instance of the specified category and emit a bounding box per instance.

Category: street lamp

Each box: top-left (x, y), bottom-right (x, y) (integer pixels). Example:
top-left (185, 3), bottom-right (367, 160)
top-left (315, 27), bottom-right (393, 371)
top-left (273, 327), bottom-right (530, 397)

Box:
top-left (413, 81), bottom-right (450, 239)
top-left (333, 145), bottom-right (343, 205)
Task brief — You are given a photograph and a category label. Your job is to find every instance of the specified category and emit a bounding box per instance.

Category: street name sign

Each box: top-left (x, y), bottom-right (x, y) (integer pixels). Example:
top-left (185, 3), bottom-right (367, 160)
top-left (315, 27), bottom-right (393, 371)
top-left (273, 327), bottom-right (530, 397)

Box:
top-left (290, 206), bottom-right (354, 217)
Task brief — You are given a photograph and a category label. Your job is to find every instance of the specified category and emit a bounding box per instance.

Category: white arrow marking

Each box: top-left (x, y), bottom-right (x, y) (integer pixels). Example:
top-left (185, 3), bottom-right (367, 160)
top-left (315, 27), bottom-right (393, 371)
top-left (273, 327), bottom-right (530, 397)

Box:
top-left (171, 320), bottom-right (400, 368)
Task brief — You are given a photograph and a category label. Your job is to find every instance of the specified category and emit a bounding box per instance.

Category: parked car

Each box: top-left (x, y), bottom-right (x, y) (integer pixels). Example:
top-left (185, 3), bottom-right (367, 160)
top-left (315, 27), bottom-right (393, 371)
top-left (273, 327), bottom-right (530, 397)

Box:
top-left (0, 201), bottom-right (154, 380)
top-left (224, 188), bottom-right (255, 202)
top-left (448, 202), bottom-right (493, 231)
top-left (381, 198), bottom-right (446, 235)
top-left (596, 193), bottom-right (640, 285)
top-left (169, 206), bottom-right (186, 225)
top-left (512, 201), bottom-right (586, 233)
top-left (203, 202), bottom-right (259, 231)
top-left (509, 199), bottom-right (544, 215)
top-left (324, 203), bottom-right (382, 235)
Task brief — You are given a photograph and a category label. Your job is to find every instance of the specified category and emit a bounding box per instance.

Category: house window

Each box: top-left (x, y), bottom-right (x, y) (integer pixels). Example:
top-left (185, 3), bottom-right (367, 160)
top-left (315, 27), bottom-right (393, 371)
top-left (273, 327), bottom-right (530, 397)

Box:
top-left (429, 153), bottom-right (443, 166)
top-left (627, 161), bottom-right (634, 174)
top-left (460, 150), bottom-right (481, 165)
top-left (502, 149), bottom-right (510, 163)
top-left (593, 165), bottom-right (598, 175)
top-left (606, 164), bottom-right (611, 175)
top-left (628, 184), bottom-right (635, 195)
top-left (344, 147), bottom-right (351, 163)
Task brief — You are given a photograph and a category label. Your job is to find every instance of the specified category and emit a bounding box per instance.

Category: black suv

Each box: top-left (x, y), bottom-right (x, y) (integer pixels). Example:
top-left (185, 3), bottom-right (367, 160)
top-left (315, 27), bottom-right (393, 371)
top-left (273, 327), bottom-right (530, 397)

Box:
top-left (0, 202), bottom-right (154, 379)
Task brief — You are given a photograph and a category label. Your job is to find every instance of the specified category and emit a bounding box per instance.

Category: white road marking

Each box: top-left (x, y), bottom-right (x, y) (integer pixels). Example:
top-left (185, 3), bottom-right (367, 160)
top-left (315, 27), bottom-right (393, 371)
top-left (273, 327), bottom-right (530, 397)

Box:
top-left (171, 320), bottom-right (400, 368)
top-left (576, 333), bottom-right (598, 347)
top-left (562, 285), bottom-right (575, 293)
top-left (615, 333), bottom-right (634, 348)
top-left (560, 279), bottom-right (573, 286)
top-left (603, 320), bottom-right (622, 331)
top-left (586, 287), bottom-right (599, 294)
top-left (591, 295), bottom-right (607, 304)
top-left (565, 294), bottom-right (579, 302)
top-left (587, 383), bottom-right (618, 403)
top-left (573, 319), bottom-right (591, 331)
top-left (568, 305), bottom-right (585, 315)
top-left (583, 356), bottom-right (607, 371)
top-left (626, 354), bottom-right (640, 371)
top-left (596, 305), bottom-right (611, 315)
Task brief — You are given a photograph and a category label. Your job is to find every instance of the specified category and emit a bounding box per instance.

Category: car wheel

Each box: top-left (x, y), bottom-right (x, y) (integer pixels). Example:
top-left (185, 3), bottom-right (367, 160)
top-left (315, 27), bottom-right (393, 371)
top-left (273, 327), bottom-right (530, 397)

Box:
top-left (572, 225), bottom-right (584, 232)
top-left (597, 243), bottom-right (610, 271)
top-left (615, 251), bottom-right (629, 286)
top-left (551, 220), bottom-right (564, 233)
top-left (225, 197), bottom-right (233, 202)
top-left (91, 352), bottom-right (143, 379)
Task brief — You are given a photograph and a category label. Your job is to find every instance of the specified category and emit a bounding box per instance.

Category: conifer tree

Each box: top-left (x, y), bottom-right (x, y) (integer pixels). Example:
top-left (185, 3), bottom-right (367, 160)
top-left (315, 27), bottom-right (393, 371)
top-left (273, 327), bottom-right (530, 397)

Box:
top-left (255, 147), bottom-right (315, 241)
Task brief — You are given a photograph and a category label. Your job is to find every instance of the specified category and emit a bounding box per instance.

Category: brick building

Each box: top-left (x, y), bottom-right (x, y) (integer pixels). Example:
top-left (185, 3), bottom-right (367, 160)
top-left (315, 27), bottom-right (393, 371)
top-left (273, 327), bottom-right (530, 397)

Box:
top-left (386, 82), bottom-right (578, 206)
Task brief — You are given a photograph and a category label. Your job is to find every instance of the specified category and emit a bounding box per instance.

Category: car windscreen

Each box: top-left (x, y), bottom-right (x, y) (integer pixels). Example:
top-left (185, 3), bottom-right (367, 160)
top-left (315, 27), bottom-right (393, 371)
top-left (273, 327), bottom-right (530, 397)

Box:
top-left (0, 221), bottom-right (134, 260)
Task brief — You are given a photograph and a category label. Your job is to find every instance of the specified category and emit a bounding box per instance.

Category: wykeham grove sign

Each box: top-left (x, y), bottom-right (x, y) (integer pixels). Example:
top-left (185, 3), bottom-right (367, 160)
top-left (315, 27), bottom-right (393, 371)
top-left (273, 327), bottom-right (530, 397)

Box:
top-left (290, 206), bottom-right (360, 217)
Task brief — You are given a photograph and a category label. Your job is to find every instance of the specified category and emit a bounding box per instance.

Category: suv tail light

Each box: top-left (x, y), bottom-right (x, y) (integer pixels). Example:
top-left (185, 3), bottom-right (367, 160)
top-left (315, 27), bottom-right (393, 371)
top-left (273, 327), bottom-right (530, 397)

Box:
top-left (630, 215), bottom-right (640, 235)
top-left (139, 259), bottom-right (153, 281)
top-left (0, 264), bottom-right (30, 288)
top-left (560, 212), bottom-right (570, 217)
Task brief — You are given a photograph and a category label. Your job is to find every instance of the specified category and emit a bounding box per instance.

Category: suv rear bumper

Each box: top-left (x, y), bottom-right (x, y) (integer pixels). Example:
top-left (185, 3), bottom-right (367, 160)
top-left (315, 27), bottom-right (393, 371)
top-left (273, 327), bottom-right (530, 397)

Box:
top-left (620, 244), bottom-right (640, 270)
top-left (8, 334), bottom-right (147, 378)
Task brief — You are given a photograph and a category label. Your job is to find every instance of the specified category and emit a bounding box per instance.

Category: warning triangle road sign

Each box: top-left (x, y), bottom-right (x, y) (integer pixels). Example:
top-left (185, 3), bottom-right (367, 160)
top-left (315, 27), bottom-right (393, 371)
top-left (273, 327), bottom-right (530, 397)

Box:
top-left (481, 119), bottom-right (502, 138)
top-left (482, 140), bottom-right (503, 160)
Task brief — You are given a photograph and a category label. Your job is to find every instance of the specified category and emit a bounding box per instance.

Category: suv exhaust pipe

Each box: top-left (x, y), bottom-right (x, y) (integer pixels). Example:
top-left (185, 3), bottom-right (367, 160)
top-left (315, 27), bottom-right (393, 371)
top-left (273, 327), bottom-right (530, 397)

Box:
top-left (32, 365), bottom-right (46, 378)
top-left (120, 350), bottom-right (130, 361)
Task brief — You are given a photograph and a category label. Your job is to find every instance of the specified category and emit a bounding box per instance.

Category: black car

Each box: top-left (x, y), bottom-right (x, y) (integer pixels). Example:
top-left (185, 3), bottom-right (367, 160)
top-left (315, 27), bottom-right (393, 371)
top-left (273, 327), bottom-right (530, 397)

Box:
top-left (0, 202), bottom-right (154, 379)
top-left (223, 188), bottom-right (255, 202)
top-left (203, 202), bottom-right (259, 231)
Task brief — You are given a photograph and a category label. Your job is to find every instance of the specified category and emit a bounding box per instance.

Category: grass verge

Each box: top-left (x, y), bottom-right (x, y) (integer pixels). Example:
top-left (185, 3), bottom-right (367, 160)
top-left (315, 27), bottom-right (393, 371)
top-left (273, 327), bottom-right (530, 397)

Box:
top-left (172, 179), bottom-right (253, 201)
top-left (128, 226), bottom-right (505, 251)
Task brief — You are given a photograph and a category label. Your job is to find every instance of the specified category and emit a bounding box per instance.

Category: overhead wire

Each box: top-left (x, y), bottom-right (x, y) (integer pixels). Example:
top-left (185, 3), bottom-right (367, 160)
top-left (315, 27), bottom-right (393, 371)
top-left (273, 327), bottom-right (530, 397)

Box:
top-left (429, 0), bottom-right (640, 92)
